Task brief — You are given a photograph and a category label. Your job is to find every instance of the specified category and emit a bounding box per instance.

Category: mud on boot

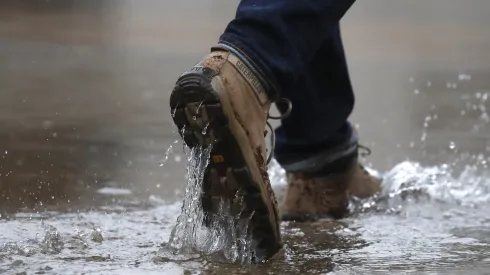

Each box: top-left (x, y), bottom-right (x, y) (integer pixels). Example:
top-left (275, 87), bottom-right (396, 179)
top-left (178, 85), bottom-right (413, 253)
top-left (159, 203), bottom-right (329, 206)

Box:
top-left (280, 131), bottom-right (382, 222)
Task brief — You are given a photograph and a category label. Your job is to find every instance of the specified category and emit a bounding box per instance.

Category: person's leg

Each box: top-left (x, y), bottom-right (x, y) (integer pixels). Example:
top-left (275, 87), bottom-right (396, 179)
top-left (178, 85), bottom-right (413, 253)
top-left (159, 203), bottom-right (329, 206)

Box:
top-left (217, 0), bottom-right (356, 102)
top-left (270, 24), bottom-right (381, 221)
top-left (216, 1), bottom-right (363, 173)
top-left (169, 0), bottom-right (364, 260)
top-left (273, 24), bottom-right (355, 167)
top-left (216, 2), bottom-right (380, 221)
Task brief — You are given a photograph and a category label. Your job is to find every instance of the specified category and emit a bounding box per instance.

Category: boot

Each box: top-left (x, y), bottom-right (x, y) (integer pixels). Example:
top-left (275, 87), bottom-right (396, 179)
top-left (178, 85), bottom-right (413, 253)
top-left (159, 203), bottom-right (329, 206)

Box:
top-left (169, 48), bottom-right (285, 260)
top-left (281, 136), bottom-right (381, 222)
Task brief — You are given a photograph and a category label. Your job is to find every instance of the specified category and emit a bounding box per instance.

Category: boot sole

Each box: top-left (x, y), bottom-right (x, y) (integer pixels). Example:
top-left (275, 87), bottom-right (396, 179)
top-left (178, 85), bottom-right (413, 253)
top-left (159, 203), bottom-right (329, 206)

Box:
top-left (169, 71), bottom-right (281, 260)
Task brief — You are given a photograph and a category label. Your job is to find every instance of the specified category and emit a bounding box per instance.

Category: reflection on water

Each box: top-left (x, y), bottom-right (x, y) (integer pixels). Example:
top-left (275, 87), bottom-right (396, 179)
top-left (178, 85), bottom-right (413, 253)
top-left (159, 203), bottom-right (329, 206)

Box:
top-left (0, 125), bottom-right (178, 215)
top-left (3, 157), bottom-right (490, 274)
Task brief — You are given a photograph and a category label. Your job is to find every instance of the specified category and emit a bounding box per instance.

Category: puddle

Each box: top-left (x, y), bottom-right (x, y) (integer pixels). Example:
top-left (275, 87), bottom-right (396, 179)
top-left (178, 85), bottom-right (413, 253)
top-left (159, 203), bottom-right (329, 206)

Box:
top-left (1, 156), bottom-right (490, 274)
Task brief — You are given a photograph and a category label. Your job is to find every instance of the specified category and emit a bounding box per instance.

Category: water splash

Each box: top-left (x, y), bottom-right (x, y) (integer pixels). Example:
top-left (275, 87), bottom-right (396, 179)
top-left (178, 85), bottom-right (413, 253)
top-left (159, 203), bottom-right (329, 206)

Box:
top-left (268, 158), bottom-right (287, 189)
top-left (351, 160), bottom-right (490, 214)
top-left (168, 146), bottom-right (211, 252)
top-left (0, 242), bottom-right (37, 257)
top-left (458, 73), bottom-right (472, 81)
top-left (167, 145), bottom-right (257, 264)
top-left (90, 228), bottom-right (104, 243)
top-left (39, 225), bottom-right (64, 254)
top-left (265, 153), bottom-right (490, 215)
top-left (159, 139), bottom-right (179, 167)
top-left (196, 101), bottom-right (204, 113)
top-left (202, 123), bottom-right (210, 135)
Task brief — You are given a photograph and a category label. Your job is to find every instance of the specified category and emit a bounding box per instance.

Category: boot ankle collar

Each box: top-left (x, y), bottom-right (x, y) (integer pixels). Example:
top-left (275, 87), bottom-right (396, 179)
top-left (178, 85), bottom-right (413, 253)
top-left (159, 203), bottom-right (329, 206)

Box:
top-left (281, 133), bottom-right (360, 176)
top-left (212, 43), bottom-right (279, 101)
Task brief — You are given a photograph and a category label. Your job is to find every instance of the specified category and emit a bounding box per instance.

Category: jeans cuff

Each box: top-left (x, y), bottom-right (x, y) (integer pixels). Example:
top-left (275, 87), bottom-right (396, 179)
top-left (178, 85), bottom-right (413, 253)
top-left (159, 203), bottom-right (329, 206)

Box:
top-left (214, 34), bottom-right (280, 101)
top-left (277, 128), bottom-right (359, 175)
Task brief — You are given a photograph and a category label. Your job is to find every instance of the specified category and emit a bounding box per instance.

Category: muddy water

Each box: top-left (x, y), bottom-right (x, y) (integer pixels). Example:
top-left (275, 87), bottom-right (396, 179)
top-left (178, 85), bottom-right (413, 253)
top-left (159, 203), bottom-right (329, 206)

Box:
top-left (2, 0), bottom-right (490, 274)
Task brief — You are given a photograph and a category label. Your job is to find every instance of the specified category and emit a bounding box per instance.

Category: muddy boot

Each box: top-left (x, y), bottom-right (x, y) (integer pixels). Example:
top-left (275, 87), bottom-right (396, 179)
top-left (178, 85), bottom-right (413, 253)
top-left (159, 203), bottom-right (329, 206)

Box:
top-left (169, 48), bottom-right (287, 260)
top-left (281, 132), bottom-right (381, 221)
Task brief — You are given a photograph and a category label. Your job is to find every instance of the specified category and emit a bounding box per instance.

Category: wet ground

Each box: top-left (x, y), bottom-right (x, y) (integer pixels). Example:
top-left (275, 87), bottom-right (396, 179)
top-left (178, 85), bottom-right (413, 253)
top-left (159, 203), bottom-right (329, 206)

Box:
top-left (1, 0), bottom-right (490, 274)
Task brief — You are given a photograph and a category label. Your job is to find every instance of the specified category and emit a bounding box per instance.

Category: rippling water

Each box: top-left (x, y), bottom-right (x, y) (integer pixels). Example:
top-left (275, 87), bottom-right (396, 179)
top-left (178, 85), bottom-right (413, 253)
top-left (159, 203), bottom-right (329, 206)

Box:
top-left (2, 153), bottom-right (490, 274)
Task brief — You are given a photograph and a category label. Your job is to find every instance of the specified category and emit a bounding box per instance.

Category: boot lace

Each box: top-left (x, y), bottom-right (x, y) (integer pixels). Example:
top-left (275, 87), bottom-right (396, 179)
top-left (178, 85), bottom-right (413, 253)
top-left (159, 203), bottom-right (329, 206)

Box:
top-left (357, 144), bottom-right (373, 175)
top-left (358, 144), bottom-right (372, 157)
top-left (265, 97), bottom-right (292, 164)
top-left (265, 101), bottom-right (373, 167)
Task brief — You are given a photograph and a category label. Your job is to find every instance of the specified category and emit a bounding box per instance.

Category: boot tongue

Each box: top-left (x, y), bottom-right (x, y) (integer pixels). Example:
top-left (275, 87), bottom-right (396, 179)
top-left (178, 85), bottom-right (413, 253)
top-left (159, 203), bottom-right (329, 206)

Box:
top-left (226, 53), bottom-right (270, 106)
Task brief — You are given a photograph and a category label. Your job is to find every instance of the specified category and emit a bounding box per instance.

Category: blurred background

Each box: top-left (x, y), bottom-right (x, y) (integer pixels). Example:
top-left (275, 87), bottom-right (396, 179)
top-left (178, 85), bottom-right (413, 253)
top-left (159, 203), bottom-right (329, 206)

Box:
top-left (2, 0), bottom-right (489, 211)
top-left (1, 0), bottom-right (490, 273)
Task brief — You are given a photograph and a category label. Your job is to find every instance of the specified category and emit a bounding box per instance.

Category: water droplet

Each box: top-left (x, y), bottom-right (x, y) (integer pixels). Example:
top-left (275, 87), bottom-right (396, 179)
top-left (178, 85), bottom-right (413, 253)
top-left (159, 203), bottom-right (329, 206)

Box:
top-left (426, 81), bottom-right (432, 87)
top-left (458, 73), bottom-right (472, 81)
top-left (409, 77), bottom-right (414, 83)
top-left (40, 225), bottom-right (64, 254)
top-left (482, 93), bottom-right (488, 101)
top-left (196, 101), bottom-right (204, 112)
top-left (159, 144), bottom-right (174, 167)
top-left (446, 82), bottom-right (458, 89)
top-left (174, 155), bottom-right (182, 162)
top-left (449, 142), bottom-right (456, 150)
top-left (414, 89), bottom-right (420, 95)
top-left (90, 228), bottom-right (104, 243)
top-left (201, 123), bottom-right (211, 135)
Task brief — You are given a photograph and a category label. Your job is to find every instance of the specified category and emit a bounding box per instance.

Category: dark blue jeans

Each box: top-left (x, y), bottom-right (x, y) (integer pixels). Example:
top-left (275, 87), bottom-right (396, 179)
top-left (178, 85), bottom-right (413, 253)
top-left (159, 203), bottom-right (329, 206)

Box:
top-left (218, 0), bottom-right (357, 171)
